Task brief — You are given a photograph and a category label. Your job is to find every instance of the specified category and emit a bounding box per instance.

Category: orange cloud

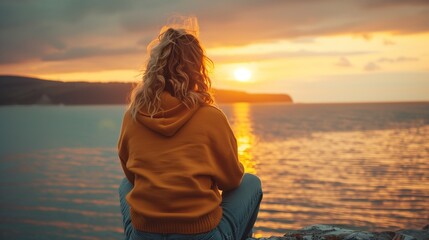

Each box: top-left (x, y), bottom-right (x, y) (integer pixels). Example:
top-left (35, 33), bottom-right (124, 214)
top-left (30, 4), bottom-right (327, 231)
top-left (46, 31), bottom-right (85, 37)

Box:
top-left (364, 62), bottom-right (381, 71)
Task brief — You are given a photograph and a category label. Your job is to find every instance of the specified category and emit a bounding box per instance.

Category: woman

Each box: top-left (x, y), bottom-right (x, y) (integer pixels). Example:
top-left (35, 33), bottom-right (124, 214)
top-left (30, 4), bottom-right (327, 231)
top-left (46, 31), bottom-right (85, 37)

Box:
top-left (118, 20), bottom-right (263, 240)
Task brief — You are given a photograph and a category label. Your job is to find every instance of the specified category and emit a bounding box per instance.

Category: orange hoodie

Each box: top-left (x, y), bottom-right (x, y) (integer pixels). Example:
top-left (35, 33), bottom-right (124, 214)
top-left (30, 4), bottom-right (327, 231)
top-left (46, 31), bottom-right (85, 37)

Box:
top-left (117, 92), bottom-right (244, 234)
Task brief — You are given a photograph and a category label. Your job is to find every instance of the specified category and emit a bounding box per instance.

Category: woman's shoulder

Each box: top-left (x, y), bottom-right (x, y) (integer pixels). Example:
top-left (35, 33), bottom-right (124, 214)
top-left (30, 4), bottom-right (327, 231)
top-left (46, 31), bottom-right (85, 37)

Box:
top-left (194, 104), bottom-right (230, 124)
top-left (120, 108), bottom-right (135, 128)
top-left (198, 104), bottom-right (227, 117)
top-left (194, 104), bottom-right (234, 136)
top-left (122, 108), bottom-right (132, 120)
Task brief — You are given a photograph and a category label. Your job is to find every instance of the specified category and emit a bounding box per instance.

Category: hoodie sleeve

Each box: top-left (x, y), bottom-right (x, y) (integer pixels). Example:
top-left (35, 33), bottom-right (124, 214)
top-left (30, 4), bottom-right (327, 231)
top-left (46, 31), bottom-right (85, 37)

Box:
top-left (210, 108), bottom-right (245, 191)
top-left (118, 112), bottom-right (135, 184)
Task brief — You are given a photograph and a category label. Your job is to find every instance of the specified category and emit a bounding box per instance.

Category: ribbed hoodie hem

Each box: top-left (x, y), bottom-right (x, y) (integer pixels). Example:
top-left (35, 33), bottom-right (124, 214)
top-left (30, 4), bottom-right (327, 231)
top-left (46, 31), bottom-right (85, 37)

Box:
top-left (130, 207), bottom-right (222, 234)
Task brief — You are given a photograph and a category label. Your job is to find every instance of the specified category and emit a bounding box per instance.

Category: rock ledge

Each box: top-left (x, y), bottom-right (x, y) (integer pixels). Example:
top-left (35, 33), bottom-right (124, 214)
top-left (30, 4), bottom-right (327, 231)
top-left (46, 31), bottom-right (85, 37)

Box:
top-left (249, 224), bottom-right (429, 240)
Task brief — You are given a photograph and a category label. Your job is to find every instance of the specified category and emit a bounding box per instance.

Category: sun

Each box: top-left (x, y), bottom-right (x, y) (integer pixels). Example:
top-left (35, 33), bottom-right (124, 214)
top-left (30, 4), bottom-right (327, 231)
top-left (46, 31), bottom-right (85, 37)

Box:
top-left (234, 68), bottom-right (252, 82)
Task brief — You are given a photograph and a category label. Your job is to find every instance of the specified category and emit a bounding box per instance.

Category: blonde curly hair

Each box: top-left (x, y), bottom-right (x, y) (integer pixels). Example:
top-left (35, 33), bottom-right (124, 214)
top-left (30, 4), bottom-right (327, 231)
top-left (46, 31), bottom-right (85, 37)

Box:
top-left (129, 20), bottom-right (214, 119)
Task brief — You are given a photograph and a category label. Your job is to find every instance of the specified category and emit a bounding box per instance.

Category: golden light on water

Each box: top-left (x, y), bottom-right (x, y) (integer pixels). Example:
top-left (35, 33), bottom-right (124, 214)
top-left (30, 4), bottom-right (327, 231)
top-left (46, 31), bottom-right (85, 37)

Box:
top-left (253, 124), bottom-right (429, 235)
top-left (231, 103), bottom-right (257, 174)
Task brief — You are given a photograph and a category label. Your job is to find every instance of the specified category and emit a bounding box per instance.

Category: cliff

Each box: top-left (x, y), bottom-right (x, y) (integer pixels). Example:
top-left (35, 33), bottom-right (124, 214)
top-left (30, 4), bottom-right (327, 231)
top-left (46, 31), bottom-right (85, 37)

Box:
top-left (0, 75), bottom-right (293, 105)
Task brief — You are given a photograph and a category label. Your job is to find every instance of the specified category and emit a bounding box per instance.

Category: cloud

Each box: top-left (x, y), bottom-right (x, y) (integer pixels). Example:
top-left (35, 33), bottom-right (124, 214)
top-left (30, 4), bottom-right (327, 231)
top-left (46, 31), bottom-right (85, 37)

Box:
top-left (210, 49), bottom-right (371, 63)
top-left (0, 0), bottom-right (134, 64)
top-left (335, 57), bottom-right (353, 67)
top-left (290, 38), bottom-right (317, 44)
top-left (41, 47), bottom-right (139, 61)
top-left (364, 62), bottom-right (381, 71)
top-left (1, 0), bottom-right (429, 64)
top-left (361, 33), bottom-right (373, 41)
top-left (363, 0), bottom-right (429, 9)
top-left (361, 56), bottom-right (419, 72)
top-left (383, 39), bottom-right (396, 45)
top-left (377, 56), bottom-right (419, 63)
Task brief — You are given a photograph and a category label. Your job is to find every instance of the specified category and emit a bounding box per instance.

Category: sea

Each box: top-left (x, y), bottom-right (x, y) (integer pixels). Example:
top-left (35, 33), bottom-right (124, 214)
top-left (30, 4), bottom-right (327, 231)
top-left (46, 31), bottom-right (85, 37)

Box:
top-left (0, 102), bottom-right (428, 239)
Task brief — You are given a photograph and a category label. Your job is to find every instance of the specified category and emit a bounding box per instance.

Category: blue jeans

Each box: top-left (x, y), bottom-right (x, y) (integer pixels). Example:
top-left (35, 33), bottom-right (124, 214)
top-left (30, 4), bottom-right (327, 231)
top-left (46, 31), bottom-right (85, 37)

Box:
top-left (118, 173), bottom-right (263, 240)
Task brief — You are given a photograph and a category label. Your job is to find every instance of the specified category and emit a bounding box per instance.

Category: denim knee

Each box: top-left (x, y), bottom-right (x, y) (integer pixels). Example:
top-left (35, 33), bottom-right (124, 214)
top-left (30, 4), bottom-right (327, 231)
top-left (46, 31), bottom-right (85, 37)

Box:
top-left (242, 173), bottom-right (262, 192)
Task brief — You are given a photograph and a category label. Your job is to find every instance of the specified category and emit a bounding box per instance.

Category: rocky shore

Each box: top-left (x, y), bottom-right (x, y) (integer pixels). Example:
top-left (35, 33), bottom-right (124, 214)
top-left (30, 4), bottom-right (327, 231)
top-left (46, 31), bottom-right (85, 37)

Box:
top-left (249, 224), bottom-right (429, 240)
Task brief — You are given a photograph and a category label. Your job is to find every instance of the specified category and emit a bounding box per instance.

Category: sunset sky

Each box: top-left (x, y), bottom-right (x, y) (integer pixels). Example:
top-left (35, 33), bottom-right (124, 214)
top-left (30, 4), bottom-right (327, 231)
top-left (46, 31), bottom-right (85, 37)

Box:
top-left (1, 1), bottom-right (428, 102)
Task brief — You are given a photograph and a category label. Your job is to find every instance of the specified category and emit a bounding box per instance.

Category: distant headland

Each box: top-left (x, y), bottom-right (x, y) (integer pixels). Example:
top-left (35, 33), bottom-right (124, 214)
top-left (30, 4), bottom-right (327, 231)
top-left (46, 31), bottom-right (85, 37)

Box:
top-left (0, 75), bottom-right (293, 105)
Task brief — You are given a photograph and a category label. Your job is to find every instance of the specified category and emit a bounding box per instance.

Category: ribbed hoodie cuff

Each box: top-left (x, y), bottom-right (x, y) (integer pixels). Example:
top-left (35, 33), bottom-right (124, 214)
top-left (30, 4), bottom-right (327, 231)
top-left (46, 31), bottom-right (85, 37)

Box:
top-left (130, 207), bottom-right (222, 234)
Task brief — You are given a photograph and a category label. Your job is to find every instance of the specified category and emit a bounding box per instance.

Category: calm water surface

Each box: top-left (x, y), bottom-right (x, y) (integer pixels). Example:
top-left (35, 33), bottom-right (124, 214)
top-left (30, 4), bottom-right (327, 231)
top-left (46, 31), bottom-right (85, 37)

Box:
top-left (0, 103), bottom-right (428, 239)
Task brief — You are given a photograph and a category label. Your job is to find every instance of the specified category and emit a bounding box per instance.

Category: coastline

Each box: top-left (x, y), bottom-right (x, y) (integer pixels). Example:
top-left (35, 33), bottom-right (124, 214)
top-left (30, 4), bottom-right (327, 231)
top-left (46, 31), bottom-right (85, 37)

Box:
top-left (0, 75), bottom-right (293, 105)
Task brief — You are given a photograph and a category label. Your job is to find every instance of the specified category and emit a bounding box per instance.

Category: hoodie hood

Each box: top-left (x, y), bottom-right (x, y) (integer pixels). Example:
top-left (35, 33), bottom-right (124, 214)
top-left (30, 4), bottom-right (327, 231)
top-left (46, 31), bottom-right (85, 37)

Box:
top-left (136, 92), bottom-right (199, 137)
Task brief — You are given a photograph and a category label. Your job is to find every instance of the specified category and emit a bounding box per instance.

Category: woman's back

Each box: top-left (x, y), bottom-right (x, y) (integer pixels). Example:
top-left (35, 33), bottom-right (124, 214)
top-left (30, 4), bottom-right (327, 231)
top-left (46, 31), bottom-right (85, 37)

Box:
top-left (118, 92), bottom-right (243, 233)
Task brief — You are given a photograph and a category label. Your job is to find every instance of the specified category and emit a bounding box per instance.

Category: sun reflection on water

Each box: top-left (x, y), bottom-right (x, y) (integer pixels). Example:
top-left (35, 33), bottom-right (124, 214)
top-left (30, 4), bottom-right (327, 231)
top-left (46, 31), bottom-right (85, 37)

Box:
top-left (231, 102), bottom-right (257, 174)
